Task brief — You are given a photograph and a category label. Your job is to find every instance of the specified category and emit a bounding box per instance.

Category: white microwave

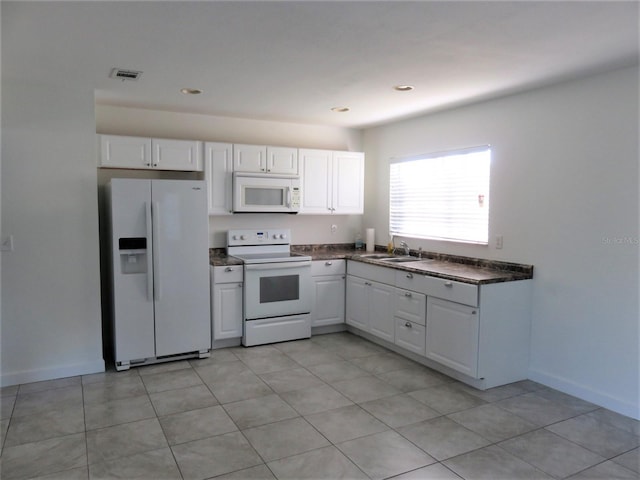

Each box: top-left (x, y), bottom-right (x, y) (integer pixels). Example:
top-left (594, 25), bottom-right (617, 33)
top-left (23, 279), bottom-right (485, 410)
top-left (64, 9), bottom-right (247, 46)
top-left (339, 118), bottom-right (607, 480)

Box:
top-left (233, 172), bottom-right (301, 213)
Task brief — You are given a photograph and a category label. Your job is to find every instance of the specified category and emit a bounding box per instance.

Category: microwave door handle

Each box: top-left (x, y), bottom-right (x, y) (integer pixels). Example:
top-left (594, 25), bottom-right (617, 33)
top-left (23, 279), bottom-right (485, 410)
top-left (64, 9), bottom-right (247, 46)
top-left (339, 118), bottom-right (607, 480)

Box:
top-left (245, 261), bottom-right (311, 271)
top-left (286, 186), bottom-right (292, 208)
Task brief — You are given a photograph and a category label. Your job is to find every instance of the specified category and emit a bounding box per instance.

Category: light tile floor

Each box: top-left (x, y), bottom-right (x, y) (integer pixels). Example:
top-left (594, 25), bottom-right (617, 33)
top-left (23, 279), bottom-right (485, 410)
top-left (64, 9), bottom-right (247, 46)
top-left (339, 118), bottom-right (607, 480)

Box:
top-left (1, 332), bottom-right (638, 480)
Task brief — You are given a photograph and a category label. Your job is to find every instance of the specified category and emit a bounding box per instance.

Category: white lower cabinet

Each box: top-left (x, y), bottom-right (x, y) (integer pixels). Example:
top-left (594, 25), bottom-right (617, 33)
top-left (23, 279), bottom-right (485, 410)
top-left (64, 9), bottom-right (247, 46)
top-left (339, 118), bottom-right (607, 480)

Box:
top-left (346, 262), bottom-right (395, 342)
top-left (345, 260), bottom-right (532, 389)
top-left (425, 297), bottom-right (479, 378)
top-left (368, 281), bottom-right (395, 342)
top-left (311, 260), bottom-right (345, 327)
top-left (211, 266), bottom-right (243, 341)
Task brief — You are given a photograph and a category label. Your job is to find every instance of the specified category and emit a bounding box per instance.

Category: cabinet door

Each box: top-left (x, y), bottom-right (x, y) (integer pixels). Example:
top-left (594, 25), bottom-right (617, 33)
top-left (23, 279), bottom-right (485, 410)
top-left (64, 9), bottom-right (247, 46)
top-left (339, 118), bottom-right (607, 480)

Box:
top-left (152, 139), bottom-right (202, 171)
top-left (100, 135), bottom-right (152, 169)
top-left (213, 282), bottom-right (244, 340)
top-left (233, 144), bottom-right (267, 172)
top-left (346, 275), bottom-right (369, 330)
top-left (332, 151), bottom-right (364, 214)
top-left (267, 146), bottom-right (298, 174)
top-left (205, 142), bottom-right (233, 215)
top-left (369, 281), bottom-right (395, 342)
top-left (426, 297), bottom-right (479, 378)
top-left (311, 275), bottom-right (345, 327)
top-left (299, 149), bottom-right (332, 214)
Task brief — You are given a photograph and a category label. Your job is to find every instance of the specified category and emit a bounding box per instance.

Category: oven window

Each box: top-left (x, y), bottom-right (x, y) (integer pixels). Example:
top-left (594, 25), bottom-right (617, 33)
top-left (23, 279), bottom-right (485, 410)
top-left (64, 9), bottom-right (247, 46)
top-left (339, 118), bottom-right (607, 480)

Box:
top-left (260, 275), bottom-right (299, 303)
top-left (245, 187), bottom-right (284, 207)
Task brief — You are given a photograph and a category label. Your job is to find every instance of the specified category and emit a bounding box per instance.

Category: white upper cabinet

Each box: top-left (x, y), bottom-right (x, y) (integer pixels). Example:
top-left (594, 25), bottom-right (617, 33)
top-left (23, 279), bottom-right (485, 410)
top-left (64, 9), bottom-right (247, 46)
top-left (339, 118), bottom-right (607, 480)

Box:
top-left (100, 135), bottom-right (151, 169)
top-left (152, 138), bottom-right (202, 171)
top-left (332, 151), bottom-right (364, 214)
top-left (204, 142), bottom-right (233, 215)
top-left (299, 149), bottom-right (332, 214)
top-left (233, 144), bottom-right (298, 174)
top-left (299, 149), bottom-right (364, 215)
top-left (99, 135), bottom-right (202, 171)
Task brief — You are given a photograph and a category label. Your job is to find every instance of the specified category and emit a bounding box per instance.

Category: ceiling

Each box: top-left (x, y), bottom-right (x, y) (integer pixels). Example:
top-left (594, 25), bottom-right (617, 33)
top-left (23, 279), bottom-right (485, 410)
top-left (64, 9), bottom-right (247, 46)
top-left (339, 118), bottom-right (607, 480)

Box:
top-left (4, 1), bottom-right (639, 129)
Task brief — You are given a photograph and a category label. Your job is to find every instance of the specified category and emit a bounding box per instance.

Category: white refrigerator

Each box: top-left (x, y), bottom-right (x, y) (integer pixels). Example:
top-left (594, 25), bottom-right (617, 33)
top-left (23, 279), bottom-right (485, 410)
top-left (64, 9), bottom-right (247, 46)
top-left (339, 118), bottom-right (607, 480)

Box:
top-left (107, 179), bottom-right (210, 370)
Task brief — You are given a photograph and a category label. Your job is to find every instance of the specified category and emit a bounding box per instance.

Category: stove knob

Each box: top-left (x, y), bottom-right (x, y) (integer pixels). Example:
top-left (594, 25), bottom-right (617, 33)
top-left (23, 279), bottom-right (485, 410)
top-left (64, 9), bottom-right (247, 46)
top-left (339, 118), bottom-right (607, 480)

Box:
top-left (232, 235), bottom-right (239, 240)
top-left (280, 234), bottom-right (286, 239)
top-left (272, 234), bottom-right (278, 239)
top-left (240, 235), bottom-right (247, 240)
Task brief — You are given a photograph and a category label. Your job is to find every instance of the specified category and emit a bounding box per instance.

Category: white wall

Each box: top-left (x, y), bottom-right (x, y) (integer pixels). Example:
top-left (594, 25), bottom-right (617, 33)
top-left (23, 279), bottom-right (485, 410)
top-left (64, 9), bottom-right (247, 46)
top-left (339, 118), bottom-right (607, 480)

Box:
top-left (96, 105), bottom-right (365, 247)
top-left (1, 82), bottom-right (105, 385)
top-left (363, 65), bottom-right (639, 418)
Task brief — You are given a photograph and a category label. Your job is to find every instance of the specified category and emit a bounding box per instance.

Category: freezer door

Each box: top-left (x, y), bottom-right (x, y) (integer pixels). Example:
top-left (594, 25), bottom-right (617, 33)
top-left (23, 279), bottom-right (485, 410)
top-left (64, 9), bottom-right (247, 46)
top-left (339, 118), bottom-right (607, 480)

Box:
top-left (151, 180), bottom-right (211, 356)
top-left (109, 179), bottom-right (156, 364)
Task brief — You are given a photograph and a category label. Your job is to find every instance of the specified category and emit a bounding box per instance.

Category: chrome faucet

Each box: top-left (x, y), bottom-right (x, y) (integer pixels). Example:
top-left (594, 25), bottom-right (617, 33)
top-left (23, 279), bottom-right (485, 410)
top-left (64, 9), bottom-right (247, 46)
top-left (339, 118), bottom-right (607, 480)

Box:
top-left (399, 240), bottom-right (410, 256)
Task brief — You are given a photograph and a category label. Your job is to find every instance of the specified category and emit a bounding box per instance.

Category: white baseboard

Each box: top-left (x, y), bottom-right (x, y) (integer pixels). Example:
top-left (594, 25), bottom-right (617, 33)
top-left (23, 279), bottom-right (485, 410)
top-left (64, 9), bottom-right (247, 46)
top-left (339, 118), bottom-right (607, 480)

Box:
top-left (529, 368), bottom-right (640, 420)
top-left (1, 359), bottom-right (105, 388)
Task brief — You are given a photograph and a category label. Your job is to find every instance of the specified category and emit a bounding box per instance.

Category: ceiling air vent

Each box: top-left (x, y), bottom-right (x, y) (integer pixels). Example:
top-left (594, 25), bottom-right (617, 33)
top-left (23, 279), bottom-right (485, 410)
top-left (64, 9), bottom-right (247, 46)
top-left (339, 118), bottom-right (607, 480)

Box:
top-left (110, 68), bottom-right (143, 81)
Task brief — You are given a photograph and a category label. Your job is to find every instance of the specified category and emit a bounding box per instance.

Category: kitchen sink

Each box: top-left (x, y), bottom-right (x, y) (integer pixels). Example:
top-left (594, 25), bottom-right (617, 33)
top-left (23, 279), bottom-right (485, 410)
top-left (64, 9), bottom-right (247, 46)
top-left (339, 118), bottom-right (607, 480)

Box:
top-left (357, 253), bottom-right (394, 259)
top-left (380, 256), bottom-right (421, 263)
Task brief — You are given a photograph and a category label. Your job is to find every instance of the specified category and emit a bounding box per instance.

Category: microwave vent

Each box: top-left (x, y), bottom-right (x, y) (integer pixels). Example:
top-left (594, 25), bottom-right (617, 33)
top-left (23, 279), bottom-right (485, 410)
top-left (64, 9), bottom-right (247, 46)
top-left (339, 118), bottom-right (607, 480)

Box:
top-left (110, 68), bottom-right (143, 81)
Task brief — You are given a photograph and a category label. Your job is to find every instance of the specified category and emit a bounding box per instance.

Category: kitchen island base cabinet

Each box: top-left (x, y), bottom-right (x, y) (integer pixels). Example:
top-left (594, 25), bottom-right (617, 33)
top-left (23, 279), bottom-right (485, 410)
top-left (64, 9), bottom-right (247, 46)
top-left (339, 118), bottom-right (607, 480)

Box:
top-left (211, 266), bottom-right (243, 344)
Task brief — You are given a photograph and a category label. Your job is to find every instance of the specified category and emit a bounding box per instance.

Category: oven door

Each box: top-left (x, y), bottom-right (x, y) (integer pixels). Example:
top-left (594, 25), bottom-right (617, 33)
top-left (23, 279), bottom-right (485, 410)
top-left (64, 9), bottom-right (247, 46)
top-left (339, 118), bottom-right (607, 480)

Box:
top-left (244, 261), bottom-right (311, 320)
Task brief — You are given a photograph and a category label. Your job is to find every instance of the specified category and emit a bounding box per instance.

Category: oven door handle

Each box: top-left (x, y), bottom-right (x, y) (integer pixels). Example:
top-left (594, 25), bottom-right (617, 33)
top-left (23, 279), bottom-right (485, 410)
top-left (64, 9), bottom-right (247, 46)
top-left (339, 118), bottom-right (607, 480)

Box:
top-left (245, 261), bottom-right (311, 271)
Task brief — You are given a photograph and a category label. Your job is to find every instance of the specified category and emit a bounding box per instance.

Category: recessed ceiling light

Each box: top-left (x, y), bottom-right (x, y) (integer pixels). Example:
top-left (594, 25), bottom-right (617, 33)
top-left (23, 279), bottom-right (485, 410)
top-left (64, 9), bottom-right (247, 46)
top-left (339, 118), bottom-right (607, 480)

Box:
top-left (393, 85), bottom-right (414, 92)
top-left (331, 106), bottom-right (350, 113)
top-left (180, 88), bottom-right (203, 95)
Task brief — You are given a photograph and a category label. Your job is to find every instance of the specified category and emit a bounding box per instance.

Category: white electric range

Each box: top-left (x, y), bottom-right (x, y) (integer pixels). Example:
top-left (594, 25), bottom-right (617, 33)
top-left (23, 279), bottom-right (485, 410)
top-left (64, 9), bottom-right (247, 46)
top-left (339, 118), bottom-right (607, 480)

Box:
top-left (227, 229), bottom-right (312, 346)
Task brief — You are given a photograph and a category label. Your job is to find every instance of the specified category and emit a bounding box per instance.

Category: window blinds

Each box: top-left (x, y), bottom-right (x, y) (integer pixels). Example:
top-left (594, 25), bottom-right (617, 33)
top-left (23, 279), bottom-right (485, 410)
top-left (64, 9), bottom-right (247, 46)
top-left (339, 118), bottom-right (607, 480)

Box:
top-left (389, 147), bottom-right (490, 244)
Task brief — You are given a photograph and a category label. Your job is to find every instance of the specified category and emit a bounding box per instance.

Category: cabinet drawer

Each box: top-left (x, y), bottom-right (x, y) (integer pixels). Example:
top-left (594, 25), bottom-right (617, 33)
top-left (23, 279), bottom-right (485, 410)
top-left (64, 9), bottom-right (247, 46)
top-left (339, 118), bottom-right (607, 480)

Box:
top-left (394, 288), bottom-right (426, 326)
top-left (213, 265), bottom-right (243, 283)
top-left (347, 261), bottom-right (395, 285)
top-left (311, 259), bottom-right (345, 276)
top-left (423, 277), bottom-right (478, 307)
top-left (395, 318), bottom-right (426, 356)
top-left (396, 272), bottom-right (478, 306)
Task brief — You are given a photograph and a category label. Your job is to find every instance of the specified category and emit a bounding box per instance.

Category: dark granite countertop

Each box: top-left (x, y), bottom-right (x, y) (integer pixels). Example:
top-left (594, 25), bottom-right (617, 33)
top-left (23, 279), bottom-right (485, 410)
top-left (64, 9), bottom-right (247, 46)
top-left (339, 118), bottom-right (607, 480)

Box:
top-left (210, 244), bottom-right (533, 285)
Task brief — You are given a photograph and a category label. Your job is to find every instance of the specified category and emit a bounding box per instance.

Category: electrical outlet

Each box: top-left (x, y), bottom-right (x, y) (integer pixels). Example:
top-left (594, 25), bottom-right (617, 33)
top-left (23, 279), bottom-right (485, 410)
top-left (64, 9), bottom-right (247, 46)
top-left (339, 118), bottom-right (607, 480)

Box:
top-left (331, 224), bottom-right (338, 234)
top-left (1, 235), bottom-right (14, 252)
top-left (495, 235), bottom-right (503, 249)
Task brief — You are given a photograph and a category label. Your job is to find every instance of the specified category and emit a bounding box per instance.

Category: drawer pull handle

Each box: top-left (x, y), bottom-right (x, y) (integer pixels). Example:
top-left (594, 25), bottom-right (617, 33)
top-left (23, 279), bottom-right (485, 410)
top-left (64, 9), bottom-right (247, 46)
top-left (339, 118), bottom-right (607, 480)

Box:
top-left (325, 261), bottom-right (333, 266)
top-left (225, 267), bottom-right (233, 272)
top-left (444, 281), bottom-right (453, 287)
top-left (472, 310), bottom-right (477, 314)
top-left (405, 322), bottom-right (412, 328)
top-left (406, 273), bottom-right (413, 279)
top-left (238, 283), bottom-right (243, 287)
top-left (365, 281), bottom-right (372, 286)
top-left (404, 292), bottom-right (412, 297)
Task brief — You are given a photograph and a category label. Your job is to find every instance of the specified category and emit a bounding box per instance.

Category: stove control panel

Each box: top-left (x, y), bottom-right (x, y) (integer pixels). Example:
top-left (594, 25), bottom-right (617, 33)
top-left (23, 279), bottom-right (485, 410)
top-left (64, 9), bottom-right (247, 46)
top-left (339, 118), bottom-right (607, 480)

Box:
top-left (227, 229), bottom-right (291, 247)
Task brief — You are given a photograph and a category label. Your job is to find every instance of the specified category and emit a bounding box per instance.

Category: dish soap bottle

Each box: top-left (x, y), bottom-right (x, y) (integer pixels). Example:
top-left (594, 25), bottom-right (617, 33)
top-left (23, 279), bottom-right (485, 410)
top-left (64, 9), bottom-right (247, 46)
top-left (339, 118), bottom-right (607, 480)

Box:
top-left (355, 233), bottom-right (364, 250)
top-left (387, 235), bottom-right (394, 254)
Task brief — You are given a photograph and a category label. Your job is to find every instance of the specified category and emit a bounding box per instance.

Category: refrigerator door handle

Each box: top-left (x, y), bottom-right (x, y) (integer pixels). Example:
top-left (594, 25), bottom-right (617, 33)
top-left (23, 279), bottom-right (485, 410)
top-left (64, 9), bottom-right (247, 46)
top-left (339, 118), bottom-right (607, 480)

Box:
top-left (145, 201), bottom-right (154, 302)
top-left (152, 201), bottom-right (162, 301)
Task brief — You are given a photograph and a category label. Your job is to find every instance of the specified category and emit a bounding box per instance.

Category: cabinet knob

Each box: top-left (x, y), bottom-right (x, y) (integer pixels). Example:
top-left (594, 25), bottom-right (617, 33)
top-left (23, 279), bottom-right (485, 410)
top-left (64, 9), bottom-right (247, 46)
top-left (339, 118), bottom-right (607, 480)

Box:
top-left (406, 273), bottom-right (413, 279)
top-left (444, 281), bottom-right (453, 287)
top-left (404, 292), bottom-right (412, 297)
top-left (325, 261), bottom-right (333, 266)
top-left (405, 322), bottom-right (412, 328)
top-left (364, 281), bottom-right (372, 286)
top-left (225, 267), bottom-right (233, 272)
top-left (238, 283), bottom-right (243, 287)
top-left (472, 310), bottom-right (477, 315)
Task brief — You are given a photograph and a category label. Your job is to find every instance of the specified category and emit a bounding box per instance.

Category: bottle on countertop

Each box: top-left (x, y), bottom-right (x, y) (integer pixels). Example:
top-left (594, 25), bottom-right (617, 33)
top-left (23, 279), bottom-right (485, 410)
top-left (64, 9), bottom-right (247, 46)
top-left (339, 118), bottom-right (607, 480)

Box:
top-left (355, 233), bottom-right (364, 250)
top-left (387, 235), bottom-right (394, 254)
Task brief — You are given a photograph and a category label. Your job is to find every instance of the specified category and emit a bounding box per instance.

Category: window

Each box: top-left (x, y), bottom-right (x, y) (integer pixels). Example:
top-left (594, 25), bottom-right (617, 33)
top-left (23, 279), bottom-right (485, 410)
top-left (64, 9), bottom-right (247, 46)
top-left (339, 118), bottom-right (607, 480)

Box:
top-left (389, 146), bottom-right (490, 244)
